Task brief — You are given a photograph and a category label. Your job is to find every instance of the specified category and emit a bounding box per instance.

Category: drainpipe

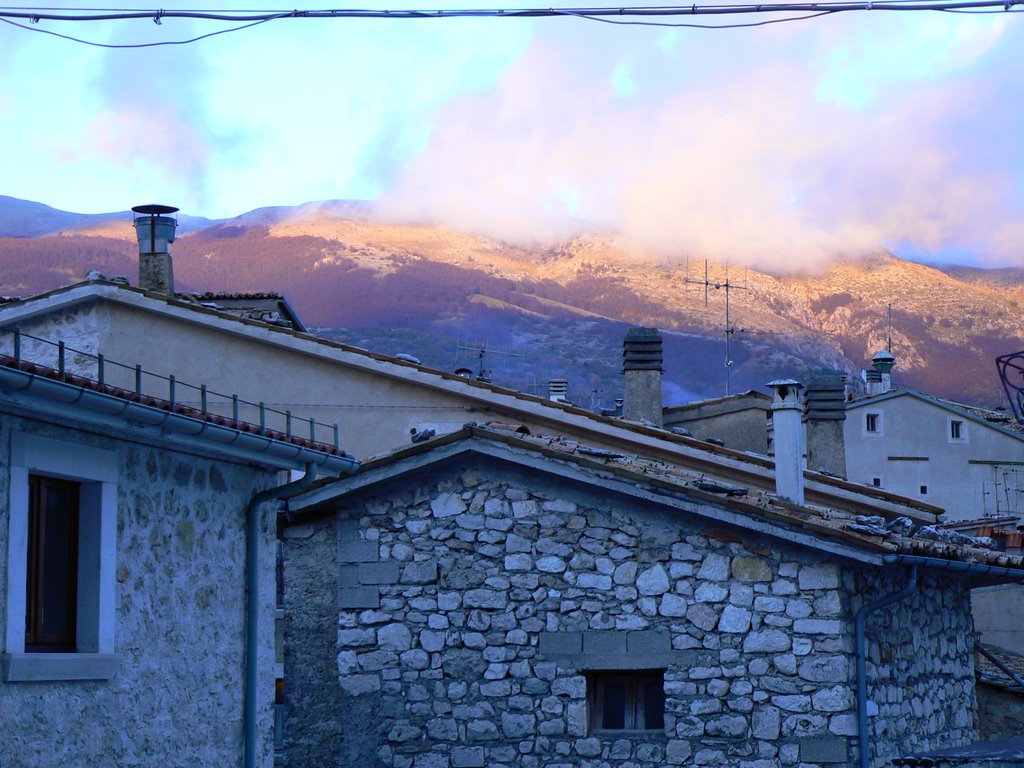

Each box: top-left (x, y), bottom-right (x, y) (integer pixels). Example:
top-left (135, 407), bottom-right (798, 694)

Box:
top-left (244, 462), bottom-right (320, 768)
top-left (854, 565), bottom-right (919, 768)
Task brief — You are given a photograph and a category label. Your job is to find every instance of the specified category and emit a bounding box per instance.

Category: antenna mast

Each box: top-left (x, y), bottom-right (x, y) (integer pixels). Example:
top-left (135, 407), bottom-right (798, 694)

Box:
top-left (684, 262), bottom-right (748, 395)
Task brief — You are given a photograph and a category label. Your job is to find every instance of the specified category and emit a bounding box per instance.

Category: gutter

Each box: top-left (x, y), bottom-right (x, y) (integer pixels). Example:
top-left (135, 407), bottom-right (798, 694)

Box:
top-left (855, 565), bottom-right (919, 768)
top-left (243, 463), bottom-right (333, 768)
top-left (0, 364), bottom-right (354, 474)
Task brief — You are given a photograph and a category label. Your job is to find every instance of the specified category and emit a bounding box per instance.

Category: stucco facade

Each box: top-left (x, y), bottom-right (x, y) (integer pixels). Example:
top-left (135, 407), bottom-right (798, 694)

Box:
top-left (282, 433), bottom-right (980, 768)
top-left (845, 391), bottom-right (1024, 521)
top-left (0, 404), bottom-right (280, 766)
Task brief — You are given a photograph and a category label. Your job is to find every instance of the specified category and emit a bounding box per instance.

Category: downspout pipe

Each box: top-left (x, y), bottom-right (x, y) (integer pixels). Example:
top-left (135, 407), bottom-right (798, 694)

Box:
top-left (243, 462), bottom-right (320, 768)
top-left (854, 564), bottom-right (919, 768)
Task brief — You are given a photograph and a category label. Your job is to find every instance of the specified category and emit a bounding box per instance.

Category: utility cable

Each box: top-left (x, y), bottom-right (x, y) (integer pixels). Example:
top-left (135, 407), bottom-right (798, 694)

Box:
top-left (0, 2), bottom-right (1020, 46)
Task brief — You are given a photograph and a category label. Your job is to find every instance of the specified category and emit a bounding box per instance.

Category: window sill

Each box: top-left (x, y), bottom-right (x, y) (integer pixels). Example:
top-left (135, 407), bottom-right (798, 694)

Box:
top-left (2, 652), bottom-right (120, 682)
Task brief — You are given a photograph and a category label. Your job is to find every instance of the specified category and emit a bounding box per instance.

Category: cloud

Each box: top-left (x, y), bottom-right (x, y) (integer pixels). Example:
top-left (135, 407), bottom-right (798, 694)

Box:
top-left (382, 14), bottom-right (1024, 269)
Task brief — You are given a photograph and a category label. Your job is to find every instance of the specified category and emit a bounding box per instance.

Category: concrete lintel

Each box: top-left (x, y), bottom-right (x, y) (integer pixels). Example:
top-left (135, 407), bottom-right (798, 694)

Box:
top-left (2, 652), bottom-right (120, 682)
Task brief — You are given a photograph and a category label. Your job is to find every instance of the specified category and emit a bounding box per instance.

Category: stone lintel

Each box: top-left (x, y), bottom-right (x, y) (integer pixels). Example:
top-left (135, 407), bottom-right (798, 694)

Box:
top-left (338, 540), bottom-right (379, 563)
top-left (2, 652), bottom-right (120, 682)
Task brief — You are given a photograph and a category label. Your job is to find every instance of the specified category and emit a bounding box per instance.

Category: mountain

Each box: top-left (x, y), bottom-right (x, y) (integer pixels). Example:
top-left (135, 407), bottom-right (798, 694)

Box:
top-left (1, 196), bottom-right (1021, 409)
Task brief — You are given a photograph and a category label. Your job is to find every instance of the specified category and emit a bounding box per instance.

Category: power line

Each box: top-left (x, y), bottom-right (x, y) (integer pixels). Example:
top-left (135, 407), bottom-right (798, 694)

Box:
top-left (0, 3), bottom-right (1018, 40)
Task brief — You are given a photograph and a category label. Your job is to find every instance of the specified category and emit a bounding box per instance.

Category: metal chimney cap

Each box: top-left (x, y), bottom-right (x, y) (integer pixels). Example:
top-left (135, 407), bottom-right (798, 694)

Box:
top-left (132, 204), bottom-right (179, 215)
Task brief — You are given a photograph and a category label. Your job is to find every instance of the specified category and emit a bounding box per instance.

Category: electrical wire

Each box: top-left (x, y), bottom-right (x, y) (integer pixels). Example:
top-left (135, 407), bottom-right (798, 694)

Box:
top-left (0, 14), bottom-right (278, 46)
top-left (0, 2), bottom-right (1020, 46)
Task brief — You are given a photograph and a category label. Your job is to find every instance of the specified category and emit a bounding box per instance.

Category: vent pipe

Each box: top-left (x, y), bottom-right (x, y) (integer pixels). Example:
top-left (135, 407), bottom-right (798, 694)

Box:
top-left (804, 375), bottom-right (847, 479)
top-left (768, 379), bottom-right (805, 504)
top-left (622, 327), bottom-right (663, 427)
top-left (132, 203), bottom-right (179, 295)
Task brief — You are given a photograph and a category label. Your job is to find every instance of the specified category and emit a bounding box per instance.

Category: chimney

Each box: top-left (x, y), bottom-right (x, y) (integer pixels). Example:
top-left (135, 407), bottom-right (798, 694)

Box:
top-left (871, 350), bottom-right (896, 394)
top-left (623, 327), bottom-right (663, 427)
top-left (132, 204), bottom-right (179, 295)
top-left (804, 374), bottom-right (847, 478)
top-left (548, 379), bottom-right (568, 403)
top-left (768, 379), bottom-right (805, 504)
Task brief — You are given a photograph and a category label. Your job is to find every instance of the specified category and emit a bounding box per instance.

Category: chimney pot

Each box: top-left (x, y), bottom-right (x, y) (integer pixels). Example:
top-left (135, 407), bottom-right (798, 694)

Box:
top-left (132, 203), bottom-right (179, 295)
top-left (804, 374), bottom-right (847, 479)
top-left (768, 378), bottom-right (805, 504)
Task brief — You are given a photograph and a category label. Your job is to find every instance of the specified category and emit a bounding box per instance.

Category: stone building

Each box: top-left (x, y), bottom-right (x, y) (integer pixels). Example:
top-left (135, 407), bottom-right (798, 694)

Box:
top-left (281, 424), bottom-right (1021, 768)
top-left (0, 352), bottom-right (356, 767)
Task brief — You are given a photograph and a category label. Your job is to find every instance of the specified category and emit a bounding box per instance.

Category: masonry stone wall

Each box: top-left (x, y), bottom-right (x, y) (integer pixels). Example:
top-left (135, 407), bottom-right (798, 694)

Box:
top-left (284, 457), bottom-right (978, 768)
top-left (0, 409), bottom-right (279, 767)
top-left (977, 682), bottom-right (1024, 740)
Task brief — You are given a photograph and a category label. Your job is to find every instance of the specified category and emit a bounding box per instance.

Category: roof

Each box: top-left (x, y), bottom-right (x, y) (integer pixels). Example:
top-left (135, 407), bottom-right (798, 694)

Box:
top-left (891, 736), bottom-right (1024, 766)
top-left (977, 644), bottom-right (1024, 693)
top-left (0, 280), bottom-right (945, 521)
top-left (288, 423), bottom-right (1024, 578)
top-left (184, 291), bottom-right (307, 332)
top-left (663, 389), bottom-right (772, 417)
top-left (0, 353), bottom-right (355, 474)
top-left (848, 388), bottom-right (1024, 439)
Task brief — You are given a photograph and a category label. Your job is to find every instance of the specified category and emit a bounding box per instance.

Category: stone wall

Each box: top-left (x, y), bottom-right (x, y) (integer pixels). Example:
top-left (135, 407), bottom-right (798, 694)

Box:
top-left (858, 568), bottom-right (976, 762)
top-left (283, 457), bottom-right (979, 768)
top-left (977, 682), bottom-right (1024, 741)
top-left (0, 409), bottom-right (279, 767)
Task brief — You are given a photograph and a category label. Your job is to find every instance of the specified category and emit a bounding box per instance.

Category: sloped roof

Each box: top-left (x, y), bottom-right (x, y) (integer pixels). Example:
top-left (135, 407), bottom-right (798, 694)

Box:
top-left (849, 388), bottom-right (1024, 439)
top-left (0, 280), bottom-right (943, 521)
top-left (289, 423), bottom-right (1024, 576)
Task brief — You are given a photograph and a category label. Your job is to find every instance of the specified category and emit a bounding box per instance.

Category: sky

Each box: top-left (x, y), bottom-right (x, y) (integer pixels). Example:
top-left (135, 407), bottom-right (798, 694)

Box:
top-left (0, 2), bottom-right (1022, 270)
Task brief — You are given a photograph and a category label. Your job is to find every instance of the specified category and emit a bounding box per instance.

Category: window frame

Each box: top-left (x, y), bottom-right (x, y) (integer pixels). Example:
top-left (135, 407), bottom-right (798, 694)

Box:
top-left (864, 412), bottom-right (882, 435)
top-left (587, 669), bottom-right (666, 735)
top-left (3, 432), bottom-right (119, 682)
top-left (26, 474), bottom-right (82, 652)
top-left (949, 418), bottom-right (967, 443)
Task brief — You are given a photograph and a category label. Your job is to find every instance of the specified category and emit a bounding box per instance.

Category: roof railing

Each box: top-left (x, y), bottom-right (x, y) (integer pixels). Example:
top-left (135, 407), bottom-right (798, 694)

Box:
top-left (1, 326), bottom-right (341, 450)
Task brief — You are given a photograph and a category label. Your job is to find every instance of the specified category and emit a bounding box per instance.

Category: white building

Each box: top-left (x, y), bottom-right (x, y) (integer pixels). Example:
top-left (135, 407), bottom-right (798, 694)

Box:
top-left (845, 388), bottom-right (1024, 522)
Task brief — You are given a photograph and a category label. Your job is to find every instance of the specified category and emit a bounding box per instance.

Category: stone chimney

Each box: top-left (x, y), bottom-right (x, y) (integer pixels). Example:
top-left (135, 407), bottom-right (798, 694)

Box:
top-left (548, 379), bottom-right (568, 403)
top-left (768, 379), bottom-right (805, 505)
top-left (803, 375), bottom-right (847, 478)
top-left (132, 204), bottom-right (179, 295)
top-left (623, 327), bottom-right (663, 427)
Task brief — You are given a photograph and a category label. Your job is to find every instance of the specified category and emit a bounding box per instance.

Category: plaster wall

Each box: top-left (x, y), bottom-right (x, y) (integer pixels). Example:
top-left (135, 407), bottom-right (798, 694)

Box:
top-left (664, 406), bottom-right (769, 454)
top-left (0, 408), bottom-right (278, 767)
top-left (283, 459), bottom-right (976, 768)
top-left (845, 396), bottom-right (1024, 521)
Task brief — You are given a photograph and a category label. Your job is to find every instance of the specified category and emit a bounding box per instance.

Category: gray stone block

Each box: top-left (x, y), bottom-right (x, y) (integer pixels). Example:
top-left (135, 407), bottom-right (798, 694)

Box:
top-left (451, 746), bottom-right (485, 767)
top-left (337, 518), bottom-right (360, 541)
top-left (539, 631), bottom-right (583, 656)
top-left (800, 736), bottom-right (848, 763)
top-left (358, 562), bottom-right (400, 584)
top-left (403, 560), bottom-right (439, 585)
top-left (338, 539), bottom-right (379, 563)
top-left (338, 586), bottom-right (380, 609)
top-left (583, 630), bottom-right (628, 654)
top-left (626, 629), bottom-right (671, 654)
top-left (339, 564), bottom-right (359, 586)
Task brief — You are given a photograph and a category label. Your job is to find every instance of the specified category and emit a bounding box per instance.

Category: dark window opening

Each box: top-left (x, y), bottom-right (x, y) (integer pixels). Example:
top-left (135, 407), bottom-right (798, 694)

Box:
top-left (588, 670), bottom-right (665, 733)
top-left (26, 475), bottom-right (80, 652)
top-left (920, 485), bottom-right (928, 495)
top-left (866, 413), bottom-right (879, 433)
top-left (950, 420), bottom-right (963, 440)
top-left (872, 477), bottom-right (882, 488)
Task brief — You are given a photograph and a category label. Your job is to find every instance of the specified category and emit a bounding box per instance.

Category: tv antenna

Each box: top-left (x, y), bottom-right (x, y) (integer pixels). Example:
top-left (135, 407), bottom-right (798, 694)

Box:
top-left (455, 335), bottom-right (526, 384)
top-left (684, 260), bottom-right (749, 395)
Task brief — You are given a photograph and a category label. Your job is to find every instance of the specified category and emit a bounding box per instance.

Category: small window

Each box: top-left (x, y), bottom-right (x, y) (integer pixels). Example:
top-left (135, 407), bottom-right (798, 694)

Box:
top-left (26, 475), bottom-right (81, 652)
top-left (920, 485), bottom-right (928, 495)
top-left (588, 670), bottom-right (665, 733)
top-left (872, 477), bottom-right (882, 488)
top-left (865, 413), bottom-right (879, 433)
top-left (950, 420), bottom-right (963, 440)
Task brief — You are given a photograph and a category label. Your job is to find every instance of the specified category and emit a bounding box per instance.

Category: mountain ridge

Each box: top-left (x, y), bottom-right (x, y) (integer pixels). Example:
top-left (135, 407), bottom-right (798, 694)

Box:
top-left (1, 196), bottom-right (1021, 409)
